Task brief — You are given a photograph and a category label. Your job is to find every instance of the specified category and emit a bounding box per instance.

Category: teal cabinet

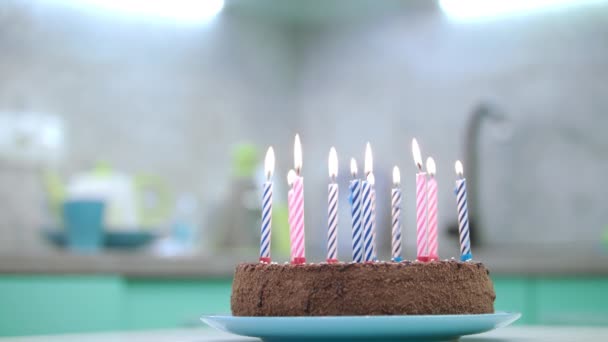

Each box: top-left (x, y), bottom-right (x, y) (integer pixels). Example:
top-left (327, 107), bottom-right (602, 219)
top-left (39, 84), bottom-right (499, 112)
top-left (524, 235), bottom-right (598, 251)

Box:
top-left (3, 274), bottom-right (608, 336)
top-left (0, 276), bottom-right (123, 336)
top-left (535, 278), bottom-right (608, 326)
top-left (124, 278), bottom-right (232, 330)
top-left (491, 276), bottom-right (534, 324)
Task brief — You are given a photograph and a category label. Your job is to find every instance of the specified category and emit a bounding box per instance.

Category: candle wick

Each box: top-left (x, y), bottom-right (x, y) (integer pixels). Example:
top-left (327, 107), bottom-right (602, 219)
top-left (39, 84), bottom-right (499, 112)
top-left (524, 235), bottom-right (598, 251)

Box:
top-left (416, 162), bottom-right (423, 171)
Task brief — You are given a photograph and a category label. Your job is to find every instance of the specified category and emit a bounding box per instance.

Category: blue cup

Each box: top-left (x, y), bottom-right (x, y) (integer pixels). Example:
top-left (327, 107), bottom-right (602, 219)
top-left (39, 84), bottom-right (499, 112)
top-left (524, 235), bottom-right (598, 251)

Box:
top-left (62, 200), bottom-right (105, 253)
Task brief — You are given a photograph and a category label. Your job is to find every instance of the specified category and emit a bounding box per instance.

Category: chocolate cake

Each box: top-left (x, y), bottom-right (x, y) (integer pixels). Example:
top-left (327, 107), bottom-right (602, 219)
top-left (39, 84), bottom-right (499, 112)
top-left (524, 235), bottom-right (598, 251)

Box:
top-left (231, 260), bottom-right (495, 316)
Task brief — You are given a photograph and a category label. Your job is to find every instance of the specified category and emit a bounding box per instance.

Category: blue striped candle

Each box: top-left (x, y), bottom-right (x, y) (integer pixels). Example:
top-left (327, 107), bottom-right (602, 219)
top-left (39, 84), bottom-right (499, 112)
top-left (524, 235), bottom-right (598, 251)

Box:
top-left (349, 158), bottom-right (363, 262)
top-left (260, 147), bottom-right (275, 263)
top-left (327, 183), bottom-right (338, 262)
top-left (362, 178), bottom-right (374, 262)
top-left (455, 160), bottom-right (472, 261)
top-left (363, 143), bottom-right (374, 262)
top-left (391, 166), bottom-right (402, 262)
top-left (368, 173), bottom-right (378, 261)
top-left (327, 147), bottom-right (339, 263)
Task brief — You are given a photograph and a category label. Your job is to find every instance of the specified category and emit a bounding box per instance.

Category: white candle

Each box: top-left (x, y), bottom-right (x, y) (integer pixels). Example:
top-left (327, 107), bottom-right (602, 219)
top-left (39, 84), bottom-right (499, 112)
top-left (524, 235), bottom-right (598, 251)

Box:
top-left (327, 147), bottom-right (339, 263)
top-left (426, 157), bottom-right (439, 261)
top-left (260, 147), bottom-right (274, 263)
top-left (362, 143), bottom-right (374, 262)
top-left (349, 158), bottom-right (363, 262)
top-left (364, 142), bottom-right (377, 261)
top-left (391, 166), bottom-right (402, 262)
top-left (455, 160), bottom-right (472, 261)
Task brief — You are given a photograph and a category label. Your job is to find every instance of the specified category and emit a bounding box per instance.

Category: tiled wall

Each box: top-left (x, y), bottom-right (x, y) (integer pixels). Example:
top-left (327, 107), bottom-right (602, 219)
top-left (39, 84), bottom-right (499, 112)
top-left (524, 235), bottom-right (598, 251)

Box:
top-left (293, 6), bottom-right (608, 259)
top-left (1, 0), bottom-right (607, 258)
top-left (0, 1), bottom-right (294, 252)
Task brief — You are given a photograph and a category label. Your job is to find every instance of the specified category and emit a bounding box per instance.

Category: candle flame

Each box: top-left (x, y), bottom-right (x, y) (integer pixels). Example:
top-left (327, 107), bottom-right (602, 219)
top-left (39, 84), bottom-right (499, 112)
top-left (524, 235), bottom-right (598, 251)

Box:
top-left (328, 147), bottom-right (338, 180)
top-left (367, 172), bottom-right (375, 185)
top-left (350, 158), bottom-right (358, 178)
top-left (392, 166), bottom-right (400, 186)
top-left (294, 134), bottom-right (302, 174)
top-left (364, 142), bottom-right (373, 175)
top-left (264, 146), bottom-right (275, 180)
top-left (287, 169), bottom-right (297, 187)
top-left (412, 138), bottom-right (423, 171)
top-left (426, 157), bottom-right (436, 177)
top-left (455, 160), bottom-right (464, 178)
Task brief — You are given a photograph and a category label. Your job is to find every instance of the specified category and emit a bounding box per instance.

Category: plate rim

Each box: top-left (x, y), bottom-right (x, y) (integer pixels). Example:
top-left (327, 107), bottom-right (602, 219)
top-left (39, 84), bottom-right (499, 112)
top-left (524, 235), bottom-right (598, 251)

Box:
top-left (203, 311), bottom-right (520, 320)
top-left (201, 311), bottom-right (522, 339)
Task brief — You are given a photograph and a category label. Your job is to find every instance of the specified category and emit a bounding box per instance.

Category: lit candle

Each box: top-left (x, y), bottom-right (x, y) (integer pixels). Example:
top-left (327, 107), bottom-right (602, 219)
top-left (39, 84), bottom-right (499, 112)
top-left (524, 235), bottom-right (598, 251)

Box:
top-left (368, 172), bottom-right (378, 261)
top-left (288, 134), bottom-right (306, 265)
top-left (455, 160), bottom-right (472, 261)
top-left (391, 166), bottom-right (402, 262)
top-left (412, 138), bottom-right (429, 262)
top-left (349, 158), bottom-right (363, 263)
top-left (327, 147), bottom-right (339, 263)
top-left (364, 143), bottom-right (378, 261)
top-left (287, 170), bottom-right (298, 263)
top-left (260, 147), bottom-right (274, 263)
top-left (362, 144), bottom-right (374, 262)
top-left (426, 157), bottom-right (439, 261)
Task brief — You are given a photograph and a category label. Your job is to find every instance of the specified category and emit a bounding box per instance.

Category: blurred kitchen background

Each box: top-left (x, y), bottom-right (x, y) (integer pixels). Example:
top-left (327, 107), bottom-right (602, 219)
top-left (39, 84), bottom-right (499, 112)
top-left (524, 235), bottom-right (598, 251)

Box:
top-left (1, 0), bottom-right (608, 336)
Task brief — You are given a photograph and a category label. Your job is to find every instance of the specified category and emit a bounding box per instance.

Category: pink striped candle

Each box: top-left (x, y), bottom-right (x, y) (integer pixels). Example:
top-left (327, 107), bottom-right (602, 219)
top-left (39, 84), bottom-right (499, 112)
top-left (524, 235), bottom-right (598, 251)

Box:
top-left (412, 139), bottom-right (429, 262)
top-left (290, 134), bottom-right (306, 264)
top-left (426, 157), bottom-right (439, 261)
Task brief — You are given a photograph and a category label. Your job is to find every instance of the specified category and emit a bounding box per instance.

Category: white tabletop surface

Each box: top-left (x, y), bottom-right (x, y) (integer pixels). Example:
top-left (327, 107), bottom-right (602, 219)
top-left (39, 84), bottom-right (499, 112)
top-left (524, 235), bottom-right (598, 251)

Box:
top-left (1, 326), bottom-right (608, 342)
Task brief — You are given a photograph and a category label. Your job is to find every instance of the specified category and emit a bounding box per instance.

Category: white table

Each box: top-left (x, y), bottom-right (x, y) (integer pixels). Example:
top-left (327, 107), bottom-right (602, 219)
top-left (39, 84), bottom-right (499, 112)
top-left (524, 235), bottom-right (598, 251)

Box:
top-left (2, 326), bottom-right (608, 342)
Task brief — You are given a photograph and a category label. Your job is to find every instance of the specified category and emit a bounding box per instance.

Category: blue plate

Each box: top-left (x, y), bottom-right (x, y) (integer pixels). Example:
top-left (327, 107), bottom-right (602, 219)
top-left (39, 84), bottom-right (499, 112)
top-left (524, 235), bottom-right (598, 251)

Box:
top-left (202, 312), bottom-right (521, 341)
top-left (43, 230), bottom-right (157, 249)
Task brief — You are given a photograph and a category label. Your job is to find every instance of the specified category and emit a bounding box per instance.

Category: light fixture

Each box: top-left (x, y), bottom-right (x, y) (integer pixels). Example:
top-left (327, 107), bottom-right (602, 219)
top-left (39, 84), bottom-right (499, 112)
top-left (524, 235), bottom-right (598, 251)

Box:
top-left (74, 0), bottom-right (224, 23)
top-left (439, 0), bottom-right (602, 22)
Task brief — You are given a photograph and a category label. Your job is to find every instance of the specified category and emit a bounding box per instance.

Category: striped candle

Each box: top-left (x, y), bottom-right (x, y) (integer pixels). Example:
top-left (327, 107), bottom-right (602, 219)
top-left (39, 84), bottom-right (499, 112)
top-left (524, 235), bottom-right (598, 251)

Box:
top-left (455, 160), bottom-right (472, 261)
top-left (412, 138), bottom-right (429, 262)
top-left (260, 147), bottom-right (274, 263)
top-left (327, 147), bottom-right (339, 263)
top-left (289, 134), bottom-right (306, 265)
top-left (361, 179), bottom-right (374, 262)
top-left (415, 173), bottom-right (428, 261)
top-left (363, 143), bottom-right (375, 262)
top-left (349, 158), bottom-right (363, 262)
top-left (289, 174), bottom-right (306, 264)
top-left (391, 166), bottom-right (402, 262)
top-left (426, 157), bottom-right (439, 261)
top-left (369, 173), bottom-right (378, 261)
top-left (287, 170), bottom-right (297, 263)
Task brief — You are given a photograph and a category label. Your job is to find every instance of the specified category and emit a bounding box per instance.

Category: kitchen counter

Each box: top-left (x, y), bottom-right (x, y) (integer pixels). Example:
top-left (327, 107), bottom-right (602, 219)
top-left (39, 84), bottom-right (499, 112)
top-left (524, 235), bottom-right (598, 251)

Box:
top-left (1, 244), bottom-right (607, 276)
top-left (2, 326), bottom-right (608, 342)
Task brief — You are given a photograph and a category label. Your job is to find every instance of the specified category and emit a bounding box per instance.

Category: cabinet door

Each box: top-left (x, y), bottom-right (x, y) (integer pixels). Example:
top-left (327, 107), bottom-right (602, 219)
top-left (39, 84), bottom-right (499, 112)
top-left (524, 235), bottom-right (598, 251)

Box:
top-left (536, 278), bottom-right (608, 326)
top-left (492, 276), bottom-right (533, 324)
top-left (0, 276), bottom-right (123, 336)
top-left (124, 278), bottom-right (232, 330)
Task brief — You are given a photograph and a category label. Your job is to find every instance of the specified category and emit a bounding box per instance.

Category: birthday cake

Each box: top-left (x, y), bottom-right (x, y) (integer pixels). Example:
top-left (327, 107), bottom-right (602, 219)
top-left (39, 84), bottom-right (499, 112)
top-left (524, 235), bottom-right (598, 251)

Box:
top-left (231, 260), bottom-right (495, 316)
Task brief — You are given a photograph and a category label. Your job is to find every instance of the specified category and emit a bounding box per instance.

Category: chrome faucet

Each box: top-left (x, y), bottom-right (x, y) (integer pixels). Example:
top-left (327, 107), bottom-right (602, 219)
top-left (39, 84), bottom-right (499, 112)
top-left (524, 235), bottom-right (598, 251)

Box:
top-left (447, 101), bottom-right (510, 246)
